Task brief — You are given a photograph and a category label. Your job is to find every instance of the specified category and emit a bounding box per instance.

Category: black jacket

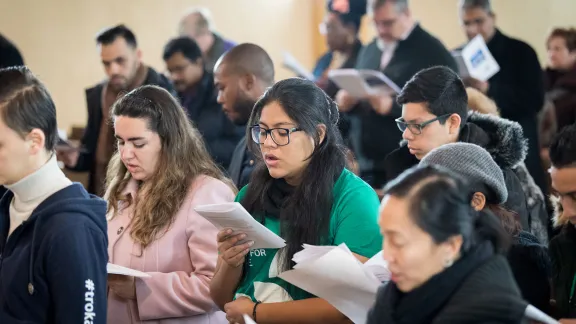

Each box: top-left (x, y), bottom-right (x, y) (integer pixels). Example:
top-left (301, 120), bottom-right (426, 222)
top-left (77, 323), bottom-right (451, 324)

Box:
top-left (367, 255), bottom-right (528, 323)
top-left (69, 66), bottom-right (176, 194)
top-left (0, 184), bottom-right (108, 324)
top-left (550, 224), bottom-right (576, 318)
top-left (180, 71), bottom-right (244, 169)
top-left (352, 24), bottom-right (457, 163)
top-left (385, 112), bottom-right (544, 231)
top-left (228, 137), bottom-right (255, 189)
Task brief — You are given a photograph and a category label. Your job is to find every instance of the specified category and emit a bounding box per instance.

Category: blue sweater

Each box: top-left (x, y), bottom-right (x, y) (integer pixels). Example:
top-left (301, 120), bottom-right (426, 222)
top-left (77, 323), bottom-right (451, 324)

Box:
top-left (0, 183), bottom-right (108, 324)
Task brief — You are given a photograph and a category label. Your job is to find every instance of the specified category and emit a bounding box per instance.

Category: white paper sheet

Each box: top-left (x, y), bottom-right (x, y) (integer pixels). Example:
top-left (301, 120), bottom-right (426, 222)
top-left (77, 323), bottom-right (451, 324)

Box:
top-left (278, 244), bottom-right (385, 324)
top-left (362, 251), bottom-right (391, 282)
top-left (524, 304), bottom-right (559, 324)
top-left (243, 314), bottom-right (257, 324)
top-left (451, 51), bottom-right (471, 79)
top-left (194, 202), bottom-right (286, 250)
top-left (327, 69), bottom-right (401, 98)
top-left (282, 51), bottom-right (315, 81)
top-left (107, 263), bottom-right (151, 278)
top-left (460, 35), bottom-right (500, 82)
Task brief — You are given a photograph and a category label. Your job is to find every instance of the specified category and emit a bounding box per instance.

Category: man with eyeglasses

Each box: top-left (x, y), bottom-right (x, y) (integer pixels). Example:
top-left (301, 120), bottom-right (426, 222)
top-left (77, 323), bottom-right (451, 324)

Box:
top-left (457, 0), bottom-right (547, 203)
top-left (384, 65), bottom-right (532, 231)
top-left (335, 0), bottom-right (457, 189)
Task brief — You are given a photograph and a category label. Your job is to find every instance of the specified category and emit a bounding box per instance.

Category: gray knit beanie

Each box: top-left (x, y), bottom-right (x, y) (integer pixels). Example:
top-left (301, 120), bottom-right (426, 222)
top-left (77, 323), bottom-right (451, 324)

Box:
top-left (419, 142), bottom-right (508, 204)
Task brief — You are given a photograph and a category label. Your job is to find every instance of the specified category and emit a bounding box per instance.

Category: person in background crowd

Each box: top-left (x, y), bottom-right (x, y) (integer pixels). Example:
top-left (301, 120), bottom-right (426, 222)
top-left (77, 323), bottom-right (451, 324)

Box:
top-left (368, 165), bottom-right (528, 323)
top-left (457, 0), bottom-right (548, 202)
top-left (420, 143), bottom-right (551, 314)
top-left (0, 33), bottom-right (24, 68)
top-left (548, 124), bottom-right (576, 319)
top-left (544, 28), bottom-right (576, 132)
top-left (0, 66), bottom-right (107, 323)
top-left (314, 0), bottom-right (366, 99)
top-left (467, 85), bottom-right (550, 243)
top-left (210, 78), bottom-right (382, 323)
top-left (335, 0), bottom-right (457, 189)
top-left (179, 7), bottom-right (236, 72)
top-left (163, 37), bottom-right (244, 169)
top-left (105, 85), bottom-right (234, 323)
top-left (214, 43), bottom-right (275, 189)
top-left (57, 24), bottom-right (175, 196)
top-left (385, 66), bottom-right (546, 239)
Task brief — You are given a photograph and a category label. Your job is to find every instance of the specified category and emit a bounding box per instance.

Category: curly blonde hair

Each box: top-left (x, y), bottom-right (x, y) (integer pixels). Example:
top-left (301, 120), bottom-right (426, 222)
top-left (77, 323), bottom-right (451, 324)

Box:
top-left (466, 87), bottom-right (499, 116)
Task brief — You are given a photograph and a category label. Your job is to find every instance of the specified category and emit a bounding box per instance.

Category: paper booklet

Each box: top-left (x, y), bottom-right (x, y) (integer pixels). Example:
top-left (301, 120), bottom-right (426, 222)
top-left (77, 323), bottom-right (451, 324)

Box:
top-left (455, 34), bottom-right (500, 82)
top-left (524, 305), bottom-right (559, 324)
top-left (278, 243), bottom-right (390, 324)
top-left (194, 202), bottom-right (286, 250)
top-left (327, 69), bottom-right (401, 98)
top-left (107, 263), bottom-right (151, 278)
top-left (282, 51), bottom-right (315, 81)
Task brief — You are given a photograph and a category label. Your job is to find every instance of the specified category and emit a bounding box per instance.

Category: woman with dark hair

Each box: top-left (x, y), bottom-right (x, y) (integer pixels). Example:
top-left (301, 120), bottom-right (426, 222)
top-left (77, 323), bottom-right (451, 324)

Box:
top-left (420, 142), bottom-right (551, 315)
top-left (314, 0), bottom-right (366, 99)
top-left (105, 85), bottom-right (235, 323)
top-left (368, 165), bottom-right (528, 323)
top-left (210, 78), bottom-right (382, 323)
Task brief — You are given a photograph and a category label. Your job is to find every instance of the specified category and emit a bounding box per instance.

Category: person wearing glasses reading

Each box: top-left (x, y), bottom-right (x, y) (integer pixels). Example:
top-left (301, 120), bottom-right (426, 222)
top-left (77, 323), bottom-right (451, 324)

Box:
top-left (383, 65), bottom-right (532, 231)
top-left (209, 78), bottom-right (382, 324)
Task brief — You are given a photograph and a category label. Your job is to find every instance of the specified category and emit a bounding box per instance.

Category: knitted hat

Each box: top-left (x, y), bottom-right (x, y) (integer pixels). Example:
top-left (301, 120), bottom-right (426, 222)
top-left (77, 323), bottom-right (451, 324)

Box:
top-left (420, 143), bottom-right (508, 204)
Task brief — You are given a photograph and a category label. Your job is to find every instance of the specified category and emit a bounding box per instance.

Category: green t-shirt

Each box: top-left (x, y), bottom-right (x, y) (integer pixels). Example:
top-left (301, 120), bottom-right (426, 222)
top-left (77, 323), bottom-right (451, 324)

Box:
top-left (234, 168), bottom-right (382, 303)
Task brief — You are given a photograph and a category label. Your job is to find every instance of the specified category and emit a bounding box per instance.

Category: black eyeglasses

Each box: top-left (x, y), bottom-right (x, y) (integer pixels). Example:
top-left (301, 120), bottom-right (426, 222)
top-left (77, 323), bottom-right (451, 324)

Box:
top-left (250, 125), bottom-right (302, 146)
top-left (395, 114), bottom-right (452, 135)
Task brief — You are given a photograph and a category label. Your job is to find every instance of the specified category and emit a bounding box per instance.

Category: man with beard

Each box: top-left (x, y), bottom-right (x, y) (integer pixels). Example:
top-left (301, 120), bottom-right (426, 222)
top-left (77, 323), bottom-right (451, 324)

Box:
top-left (213, 43), bottom-right (274, 188)
top-left (58, 25), bottom-right (175, 195)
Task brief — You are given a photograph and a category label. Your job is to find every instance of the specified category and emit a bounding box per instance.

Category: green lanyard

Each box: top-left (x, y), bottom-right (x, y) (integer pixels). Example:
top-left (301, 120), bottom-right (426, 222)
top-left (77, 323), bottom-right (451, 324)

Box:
top-left (570, 274), bottom-right (576, 304)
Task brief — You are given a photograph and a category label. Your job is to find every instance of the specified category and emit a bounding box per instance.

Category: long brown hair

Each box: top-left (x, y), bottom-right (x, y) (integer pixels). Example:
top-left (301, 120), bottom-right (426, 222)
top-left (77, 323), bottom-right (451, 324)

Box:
top-left (105, 85), bottom-right (236, 248)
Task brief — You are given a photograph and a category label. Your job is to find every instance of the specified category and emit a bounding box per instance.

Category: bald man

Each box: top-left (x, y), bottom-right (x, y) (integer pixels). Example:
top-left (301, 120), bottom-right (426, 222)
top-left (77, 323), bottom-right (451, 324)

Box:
top-left (179, 7), bottom-right (235, 71)
top-left (214, 43), bottom-right (275, 188)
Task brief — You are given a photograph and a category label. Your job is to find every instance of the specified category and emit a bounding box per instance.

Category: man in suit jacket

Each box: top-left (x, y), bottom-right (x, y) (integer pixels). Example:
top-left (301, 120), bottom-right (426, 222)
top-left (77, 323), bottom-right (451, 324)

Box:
top-left (335, 0), bottom-right (457, 188)
top-left (213, 43), bottom-right (275, 189)
top-left (57, 25), bottom-right (176, 196)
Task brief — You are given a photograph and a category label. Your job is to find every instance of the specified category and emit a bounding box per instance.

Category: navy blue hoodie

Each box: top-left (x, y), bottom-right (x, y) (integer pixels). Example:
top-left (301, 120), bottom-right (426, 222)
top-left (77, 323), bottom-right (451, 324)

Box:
top-left (0, 183), bottom-right (108, 324)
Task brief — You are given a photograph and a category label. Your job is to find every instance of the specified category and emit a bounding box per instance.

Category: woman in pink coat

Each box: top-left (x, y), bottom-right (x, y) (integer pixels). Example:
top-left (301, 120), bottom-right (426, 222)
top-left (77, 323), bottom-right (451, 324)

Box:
top-left (104, 85), bottom-right (235, 323)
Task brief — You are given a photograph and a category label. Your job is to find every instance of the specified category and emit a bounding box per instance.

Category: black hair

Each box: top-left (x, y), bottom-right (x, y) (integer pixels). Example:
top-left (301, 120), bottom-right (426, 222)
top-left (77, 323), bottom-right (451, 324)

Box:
top-left (163, 37), bottom-right (203, 63)
top-left (217, 43), bottom-right (275, 86)
top-left (327, 0), bottom-right (368, 33)
top-left (550, 124), bottom-right (576, 168)
top-left (96, 24), bottom-right (137, 48)
top-left (459, 0), bottom-right (493, 14)
top-left (397, 65), bottom-right (469, 127)
top-left (241, 77), bottom-right (346, 271)
top-left (0, 66), bottom-right (57, 151)
top-left (384, 165), bottom-right (509, 254)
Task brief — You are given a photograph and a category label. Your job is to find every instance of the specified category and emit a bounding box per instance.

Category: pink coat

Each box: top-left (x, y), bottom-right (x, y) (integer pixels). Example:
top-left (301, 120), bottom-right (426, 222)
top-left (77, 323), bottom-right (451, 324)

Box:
top-left (107, 175), bottom-right (233, 324)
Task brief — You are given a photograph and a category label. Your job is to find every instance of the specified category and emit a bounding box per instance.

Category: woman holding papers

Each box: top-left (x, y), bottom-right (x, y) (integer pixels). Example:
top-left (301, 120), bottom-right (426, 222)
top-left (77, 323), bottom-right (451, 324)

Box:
top-left (105, 85), bottom-right (235, 324)
top-left (210, 78), bottom-right (382, 323)
top-left (368, 165), bottom-right (529, 323)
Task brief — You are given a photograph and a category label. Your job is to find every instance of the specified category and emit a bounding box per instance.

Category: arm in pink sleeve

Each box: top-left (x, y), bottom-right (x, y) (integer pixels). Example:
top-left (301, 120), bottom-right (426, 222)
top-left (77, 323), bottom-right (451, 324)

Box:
top-left (135, 178), bottom-right (234, 320)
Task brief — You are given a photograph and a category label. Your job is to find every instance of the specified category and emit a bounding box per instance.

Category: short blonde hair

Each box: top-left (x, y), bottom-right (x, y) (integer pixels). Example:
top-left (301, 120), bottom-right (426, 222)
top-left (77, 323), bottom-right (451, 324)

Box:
top-left (466, 87), bottom-right (499, 116)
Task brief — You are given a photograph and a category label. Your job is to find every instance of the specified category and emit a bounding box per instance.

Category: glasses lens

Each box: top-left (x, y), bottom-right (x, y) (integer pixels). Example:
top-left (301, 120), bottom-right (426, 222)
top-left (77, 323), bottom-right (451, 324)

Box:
top-left (251, 126), bottom-right (264, 144)
top-left (396, 121), bottom-right (406, 132)
top-left (408, 125), bottom-right (422, 135)
top-left (271, 128), bottom-right (290, 146)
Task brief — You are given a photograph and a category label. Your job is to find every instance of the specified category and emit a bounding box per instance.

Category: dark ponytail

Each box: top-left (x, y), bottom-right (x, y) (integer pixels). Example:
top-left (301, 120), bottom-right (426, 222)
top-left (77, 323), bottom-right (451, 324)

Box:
top-left (472, 209), bottom-right (511, 254)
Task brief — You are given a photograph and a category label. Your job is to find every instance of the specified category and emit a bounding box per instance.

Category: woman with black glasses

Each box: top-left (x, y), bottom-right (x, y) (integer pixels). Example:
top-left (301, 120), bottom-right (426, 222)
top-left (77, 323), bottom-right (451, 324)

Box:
top-left (210, 78), bottom-right (382, 324)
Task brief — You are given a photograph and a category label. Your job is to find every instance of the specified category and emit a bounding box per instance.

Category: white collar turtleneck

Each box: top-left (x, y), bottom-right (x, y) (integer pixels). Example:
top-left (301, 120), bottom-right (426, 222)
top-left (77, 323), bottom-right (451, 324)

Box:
top-left (4, 154), bottom-right (72, 235)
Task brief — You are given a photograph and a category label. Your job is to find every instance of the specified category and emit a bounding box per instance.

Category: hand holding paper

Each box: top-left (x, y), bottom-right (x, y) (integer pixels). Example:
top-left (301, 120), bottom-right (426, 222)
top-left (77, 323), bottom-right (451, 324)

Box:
top-left (278, 244), bottom-right (389, 324)
top-left (107, 263), bottom-right (150, 278)
top-left (328, 69), bottom-right (401, 99)
top-left (194, 202), bottom-right (286, 250)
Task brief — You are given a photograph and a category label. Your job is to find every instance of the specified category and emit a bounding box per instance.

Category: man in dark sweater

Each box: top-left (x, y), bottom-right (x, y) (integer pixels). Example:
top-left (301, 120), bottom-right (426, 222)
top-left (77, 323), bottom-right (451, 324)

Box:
top-left (163, 37), bottom-right (243, 169)
top-left (57, 25), bottom-right (176, 196)
top-left (457, 0), bottom-right (548, 201)
top-left (335, 0), bottom-right (457, 188)
top-left (214, 43), bottom-right (275, 189)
